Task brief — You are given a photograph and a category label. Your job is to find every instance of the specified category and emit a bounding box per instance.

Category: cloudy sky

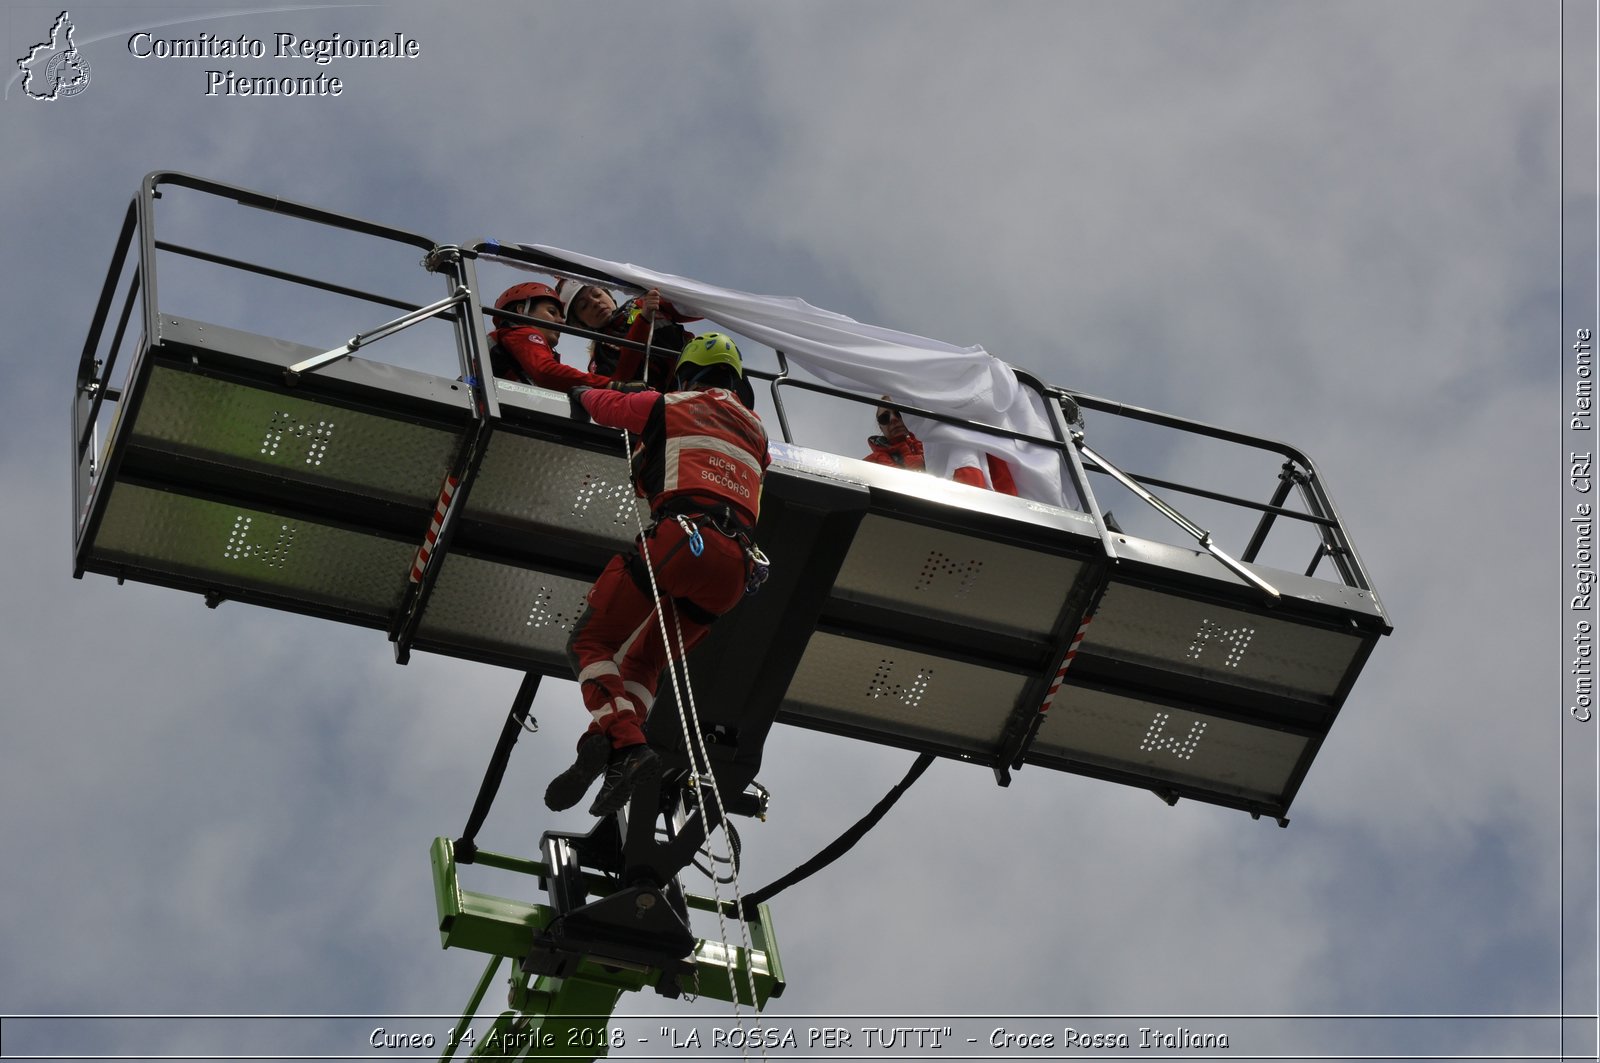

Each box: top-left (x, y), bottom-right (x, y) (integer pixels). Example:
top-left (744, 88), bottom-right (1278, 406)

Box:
top-left (1, 2), bottom-right (1593, 1060)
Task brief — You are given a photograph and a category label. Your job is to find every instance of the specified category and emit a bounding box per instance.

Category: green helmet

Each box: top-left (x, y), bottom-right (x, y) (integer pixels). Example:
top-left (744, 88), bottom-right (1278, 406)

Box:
top-left (675, 332), bottom-right (744, 382)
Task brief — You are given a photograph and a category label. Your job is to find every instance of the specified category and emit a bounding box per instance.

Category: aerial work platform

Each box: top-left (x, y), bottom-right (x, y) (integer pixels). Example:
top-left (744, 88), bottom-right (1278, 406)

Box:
top-left (73, 173), bottom-right (1392, 828)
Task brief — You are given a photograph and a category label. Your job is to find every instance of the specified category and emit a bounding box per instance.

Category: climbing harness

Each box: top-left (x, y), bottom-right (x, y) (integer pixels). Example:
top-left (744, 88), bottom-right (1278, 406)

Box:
top-left (660, 504), bottom-right (770, 596)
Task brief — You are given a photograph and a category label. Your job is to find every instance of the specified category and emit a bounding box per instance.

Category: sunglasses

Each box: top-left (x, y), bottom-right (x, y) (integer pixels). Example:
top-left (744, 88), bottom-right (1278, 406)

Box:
top-left (877, 409), bottom-right (898, 426)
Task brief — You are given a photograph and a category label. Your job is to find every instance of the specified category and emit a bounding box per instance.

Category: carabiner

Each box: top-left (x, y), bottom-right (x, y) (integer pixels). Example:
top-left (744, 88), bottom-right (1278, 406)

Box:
top-left (676, 514), bottom-right (705, 557)
top-left (745, 544), bottom-right (771, 595)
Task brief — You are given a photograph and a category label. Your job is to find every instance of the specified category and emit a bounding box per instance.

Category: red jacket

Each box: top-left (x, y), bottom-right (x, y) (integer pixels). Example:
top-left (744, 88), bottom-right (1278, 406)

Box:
top-left (864, 434), bottom-right (926, 470)
top-left (589, 297), bottom-right (696, 384)
top-left (491, 326), bottom-right (610, 390)
top-left (581, 386), bottom-right (769, 526)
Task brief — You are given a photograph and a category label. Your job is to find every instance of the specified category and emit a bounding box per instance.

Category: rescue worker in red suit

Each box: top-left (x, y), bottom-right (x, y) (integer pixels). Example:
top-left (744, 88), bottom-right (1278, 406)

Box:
top-left (547, 332), bottom-right (770, 816)
top-left (863, 401), bottom-right (926, 471)
top-left (489, 282), bottom-right (650, 391)
top-left (556, 278), bottom-right (696, 387)
top-left (864, 399), bottom-right (1016, 493)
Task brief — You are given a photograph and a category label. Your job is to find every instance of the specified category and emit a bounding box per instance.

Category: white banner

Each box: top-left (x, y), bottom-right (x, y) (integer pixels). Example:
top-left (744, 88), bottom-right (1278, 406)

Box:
top-left (503, 244), bottom-right (1076, 509)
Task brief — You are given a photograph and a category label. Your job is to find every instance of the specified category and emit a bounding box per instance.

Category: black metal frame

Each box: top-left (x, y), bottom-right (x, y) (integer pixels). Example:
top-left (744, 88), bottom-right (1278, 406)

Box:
top-left (1061, 389), bottom-right (1382, 596)
top-left (72, 173), bottom-right (447, 577)
top-left (72, 173), bottom-right (1394, 857)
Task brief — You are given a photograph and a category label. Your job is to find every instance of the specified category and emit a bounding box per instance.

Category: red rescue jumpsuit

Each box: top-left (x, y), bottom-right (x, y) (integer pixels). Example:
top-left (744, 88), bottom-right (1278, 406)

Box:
top-left (491, 324), bottom-right (647, 391)
top-left (588, 296), bottom-right (696, 384)
top-left (566, 385), bottom-right (770, 749)
top-left (864, 433), bottom-right (926, 470)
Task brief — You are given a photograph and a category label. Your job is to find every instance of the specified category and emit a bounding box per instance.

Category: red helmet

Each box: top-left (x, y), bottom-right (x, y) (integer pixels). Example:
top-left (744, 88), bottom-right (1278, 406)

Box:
top-left (495, 282), bottom-right (563, 316)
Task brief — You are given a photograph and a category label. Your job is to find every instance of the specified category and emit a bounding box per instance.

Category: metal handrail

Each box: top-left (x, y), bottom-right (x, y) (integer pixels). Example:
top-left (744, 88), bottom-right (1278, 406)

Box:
top-left (84, 178), bottom-right (446, 386)
top-left (765, 370), bottom-right (1332, 522)
top-left (72, 172), bottom-right (457, 564)
top-left (761, 367), bottom-right (1370, 599)
top-left (769, 372), bottom-right (1071, 453)
top-left (1060, 387), bottom-right (1378, 596)
top-left (73, 174), bottom-right (1383, 608)
top-left (153, 240), bottom-right (448, 320)
top-left (146, 170), bottom-right (438, 250)
top-left (73, 200), bottom-right (140, 462)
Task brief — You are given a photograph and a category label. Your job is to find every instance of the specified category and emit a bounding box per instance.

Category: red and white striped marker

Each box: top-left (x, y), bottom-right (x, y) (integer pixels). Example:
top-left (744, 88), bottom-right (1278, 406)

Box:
top-left (409, 474), bottom-right (459, 583)
top-left (1038, 609), bottom-right (1095, 714)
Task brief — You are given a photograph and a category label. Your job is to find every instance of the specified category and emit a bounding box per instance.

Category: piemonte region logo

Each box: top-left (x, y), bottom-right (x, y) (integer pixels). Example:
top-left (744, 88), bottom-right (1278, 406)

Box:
top-left (17, 11), bottom-right (91, 100)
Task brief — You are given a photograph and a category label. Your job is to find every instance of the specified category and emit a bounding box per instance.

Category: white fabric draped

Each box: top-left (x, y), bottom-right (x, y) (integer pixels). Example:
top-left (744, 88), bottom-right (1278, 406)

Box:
top-left (504, 244), bottom-right (1076, 509)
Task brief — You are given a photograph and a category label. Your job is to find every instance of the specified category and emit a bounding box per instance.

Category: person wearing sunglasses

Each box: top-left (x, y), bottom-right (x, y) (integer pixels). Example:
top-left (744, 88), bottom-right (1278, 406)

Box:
top-left (863, 399), bottom-right (926, 472)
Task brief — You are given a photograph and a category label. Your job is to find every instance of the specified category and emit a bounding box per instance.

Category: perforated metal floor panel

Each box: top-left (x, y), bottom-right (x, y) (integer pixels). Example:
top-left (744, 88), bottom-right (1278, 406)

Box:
top-left (1088, 580), bottom-right (1368, 709)
top-left (1030, 687), bottom-right (1311, 805)
top-left (466, 430), bottom-right (645, 550)
top-left (829, 512), bottom-right (1085, 640)
top-left (784, 631), bottom-right (1033, 755)
top-left (91, 481), bottom-right (417, 622)
top-left (129, 361), bottom-right (459, 504)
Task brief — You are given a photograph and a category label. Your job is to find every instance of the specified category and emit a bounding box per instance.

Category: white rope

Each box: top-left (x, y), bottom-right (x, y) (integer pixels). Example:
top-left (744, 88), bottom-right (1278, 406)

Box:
top-left (612, 313), bottom-right (766, 1058)
top-left (664, 602), bottom-right (767, 1016)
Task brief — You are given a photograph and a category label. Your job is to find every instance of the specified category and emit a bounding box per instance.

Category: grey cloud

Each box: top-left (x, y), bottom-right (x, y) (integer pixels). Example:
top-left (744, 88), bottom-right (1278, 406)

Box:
top-left (0, 0), bottom-right (1579, 1053)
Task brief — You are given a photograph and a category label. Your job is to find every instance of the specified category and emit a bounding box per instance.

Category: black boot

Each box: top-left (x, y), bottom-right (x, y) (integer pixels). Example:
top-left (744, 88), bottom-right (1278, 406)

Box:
top-left (544, 732), bottom-right (610, 811)
top-left (589, 744), bottom-right (661, 817)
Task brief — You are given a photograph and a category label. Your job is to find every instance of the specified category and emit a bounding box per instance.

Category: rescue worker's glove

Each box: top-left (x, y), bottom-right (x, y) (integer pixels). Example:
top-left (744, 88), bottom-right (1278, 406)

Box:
top-left (606, 380), bottom-right (653, 393)
top-left (568, 386), bottom-right (593, 423)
